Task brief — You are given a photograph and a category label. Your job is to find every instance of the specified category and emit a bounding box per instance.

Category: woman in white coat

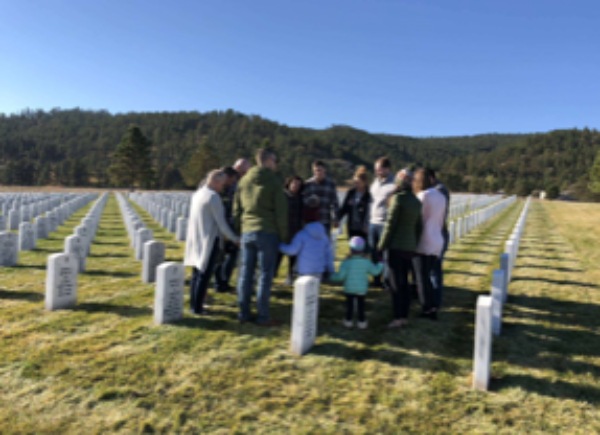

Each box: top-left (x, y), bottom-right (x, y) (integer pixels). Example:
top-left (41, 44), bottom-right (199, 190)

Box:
top-left (184, 170), bottom-right (240, 315)
top-left (413, 168), bottom-right (447, 320)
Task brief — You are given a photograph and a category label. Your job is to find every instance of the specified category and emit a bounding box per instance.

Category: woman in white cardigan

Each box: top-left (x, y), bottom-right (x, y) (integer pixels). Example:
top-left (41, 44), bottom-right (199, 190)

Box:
top-left (413, 168), bottom-right (447, 320)
top-left (184, 170), bottom-right (240, 315)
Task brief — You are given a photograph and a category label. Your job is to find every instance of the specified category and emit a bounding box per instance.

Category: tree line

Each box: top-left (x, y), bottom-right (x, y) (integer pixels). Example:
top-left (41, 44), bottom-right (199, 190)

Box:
top-left (1, 108), bottom-right (599, 200)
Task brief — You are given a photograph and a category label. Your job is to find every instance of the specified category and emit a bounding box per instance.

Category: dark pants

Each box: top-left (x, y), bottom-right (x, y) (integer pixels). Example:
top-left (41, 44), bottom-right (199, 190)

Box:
top-left (190, 238), bottom-right (220, 314)
top-left (214, 242), bottom-right (238, 290)
top-left (387, 250), bottom-right (414, 320)
top-left (415, 254), bottom-right (438, 312)
top-left (431, 234), bottom-right (449, 307)
top-left (345, 294), bottom-right (366, 322)
top-left (368, 224), bottom-right (384, 285)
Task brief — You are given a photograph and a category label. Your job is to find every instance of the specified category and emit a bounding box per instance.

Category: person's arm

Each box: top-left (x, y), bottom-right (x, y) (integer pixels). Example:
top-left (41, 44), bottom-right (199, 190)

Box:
top-left (279, 231), bottom-right (303, 256)
top-left (211, 195), bottom-right (239, 243)
top-left (337, 191), bottom-right (350, 221)
top-left (233, 186), bottom-right (242, 234)
top-left (330, 180), bottom-right (340, 226)
top-left (274, 181), bottom-right (289, 242)
top-left (329, 259), bottom-right (348, 282)
top-left (369, 260), bottom-right (384, 277)
top-left (378, 195), bottom-right (399, 251)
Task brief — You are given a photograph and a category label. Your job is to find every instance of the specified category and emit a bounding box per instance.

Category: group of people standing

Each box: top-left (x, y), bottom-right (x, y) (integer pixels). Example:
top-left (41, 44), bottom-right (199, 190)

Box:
top-left (184, 148), bottom-right (449, 329)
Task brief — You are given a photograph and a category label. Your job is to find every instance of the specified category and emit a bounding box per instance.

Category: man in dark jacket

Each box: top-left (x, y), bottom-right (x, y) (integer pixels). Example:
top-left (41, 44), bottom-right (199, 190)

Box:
top-left (214, 166), bottom-right (239, 292)
top-left (234, 148), bottom-right (288, 326)
top-left (302, 160), bottom-right (339, 234)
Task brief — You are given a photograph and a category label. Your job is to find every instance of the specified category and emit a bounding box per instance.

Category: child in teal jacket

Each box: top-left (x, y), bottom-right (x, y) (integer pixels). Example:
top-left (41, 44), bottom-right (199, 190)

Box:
top-left (330, 236), bottom-right (383, 329)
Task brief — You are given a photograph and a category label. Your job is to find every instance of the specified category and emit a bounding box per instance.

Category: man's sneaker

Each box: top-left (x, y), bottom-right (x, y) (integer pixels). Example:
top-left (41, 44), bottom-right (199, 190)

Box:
top-left (343, 319), bottom-right (353, 328)
top-left (357, 320), bottom-right (368, 330)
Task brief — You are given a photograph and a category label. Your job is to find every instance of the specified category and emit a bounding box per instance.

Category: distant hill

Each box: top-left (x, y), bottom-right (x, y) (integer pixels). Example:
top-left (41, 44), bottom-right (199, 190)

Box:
top-left (0, 108), bottom-right (598, 200)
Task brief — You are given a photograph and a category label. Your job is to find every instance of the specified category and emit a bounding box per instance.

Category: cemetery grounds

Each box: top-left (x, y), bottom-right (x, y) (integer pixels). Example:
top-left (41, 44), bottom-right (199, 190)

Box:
top-left (0, 193), bottom-right (598, 433)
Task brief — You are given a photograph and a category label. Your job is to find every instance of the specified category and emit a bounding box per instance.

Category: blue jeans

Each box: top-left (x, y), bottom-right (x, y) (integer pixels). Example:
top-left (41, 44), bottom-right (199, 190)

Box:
top-left (431, 234), bottom-right (449, 307)
top-left (237, 231), bottom-right (279, 323)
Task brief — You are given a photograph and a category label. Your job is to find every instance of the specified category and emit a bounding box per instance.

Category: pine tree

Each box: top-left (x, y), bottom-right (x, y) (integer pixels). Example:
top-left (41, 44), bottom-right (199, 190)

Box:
top-left (108, 125), bottom-right (155, 188)
top-left (181, 139), bottom-right (220, 187)
top-left (589, 149), bottom-right (600, 194)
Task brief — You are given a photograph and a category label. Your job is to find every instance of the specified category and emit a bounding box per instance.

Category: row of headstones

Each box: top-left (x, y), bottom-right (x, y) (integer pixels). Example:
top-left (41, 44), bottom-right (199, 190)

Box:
top-left (115, 193), bottom-right (166, 284)
top-left (448, 194), bottom-right (504, 222)
top-left (63, 193), bottom-right (109, 274)
top-left (128, 192), bottom-right (190, 241)
top-left (0, 194), bottom-right (98, 267)
top-left (472, 196), bottom-right (532, 391)
top-left (1, 193), bottom-right (78, 231)
top-left (448, 195), bottom-right (517, 245)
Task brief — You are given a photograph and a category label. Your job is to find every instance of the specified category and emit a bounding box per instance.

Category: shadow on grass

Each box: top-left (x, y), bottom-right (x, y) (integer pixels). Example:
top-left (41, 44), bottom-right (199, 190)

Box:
top-left (76, 302), bottom-right (152, 318)
top-left (492, 374), bottom-right (600, 405)
top-left (519, 264), bottom-right (584, 273)
top-left (512, 276), bottom-right (599, 289)
top-left (84, 269), bottom-right (138, 278)
top-left (12, 264), bottom-right (47, 271)
top-left (89, 252), bottom-right (129, 258)
top-left (0, 288), bottom-right (43, 302)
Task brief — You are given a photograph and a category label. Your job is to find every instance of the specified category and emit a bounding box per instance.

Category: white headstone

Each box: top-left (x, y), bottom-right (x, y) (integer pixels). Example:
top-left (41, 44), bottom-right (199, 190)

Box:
top-left (65, 235), bottom-right (86, 273)
top-left (135, 228), bottom-right (153, 260)
top-left (35, 216), bottom-right (49, 239)
top-left (154, 262), bottom-right (184, 325)
top-left (142, 240), bottom-right (165, 283)
top-left (290, 276), bottom-right (320, 356)
top-left (176, 217), bottom-right (187, 242)
top-left (499, 253), bottom-right (510, 303)
top-left (472, 295), bottom-right (493, 391)
top-left (491, 270), bottom-right (504, 336)
top-left (45, 253), bottom-right (78, 310)
top-left (0, 231), bottom-right (18, 266)
top-left (18, 222), bottom-right (35, 251)
top-left (8, 209), bottom-right (19, 230)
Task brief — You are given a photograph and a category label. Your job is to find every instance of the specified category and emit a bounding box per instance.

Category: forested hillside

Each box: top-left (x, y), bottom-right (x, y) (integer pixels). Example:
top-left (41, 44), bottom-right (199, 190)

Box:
top-left (1, 108), bottom-right (598, 199)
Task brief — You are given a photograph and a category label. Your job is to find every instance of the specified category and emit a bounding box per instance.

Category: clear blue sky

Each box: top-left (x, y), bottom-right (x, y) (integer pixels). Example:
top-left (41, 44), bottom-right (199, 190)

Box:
top-left (1, 0), bottom-right (599, 136)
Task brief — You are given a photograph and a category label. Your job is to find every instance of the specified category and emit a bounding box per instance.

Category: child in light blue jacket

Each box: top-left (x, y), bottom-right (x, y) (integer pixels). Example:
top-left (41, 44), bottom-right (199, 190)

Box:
top-left (279, 199), bottom-right (335, 279)
top-left (330, 236), bottom-right (383, 329)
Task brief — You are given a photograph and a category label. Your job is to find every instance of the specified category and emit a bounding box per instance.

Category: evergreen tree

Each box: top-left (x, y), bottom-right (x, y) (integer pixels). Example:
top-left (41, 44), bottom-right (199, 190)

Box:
top-left (108, 125), bottom-right (155, 188)
top-left (589, 150), bottom-right (600, 194)
top-left (181, 139), bottom-right (220, 187)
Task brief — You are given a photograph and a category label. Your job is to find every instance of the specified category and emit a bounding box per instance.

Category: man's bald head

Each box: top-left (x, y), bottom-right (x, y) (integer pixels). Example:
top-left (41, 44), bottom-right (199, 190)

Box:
top-left (233, 158), bottom-right (251, 177)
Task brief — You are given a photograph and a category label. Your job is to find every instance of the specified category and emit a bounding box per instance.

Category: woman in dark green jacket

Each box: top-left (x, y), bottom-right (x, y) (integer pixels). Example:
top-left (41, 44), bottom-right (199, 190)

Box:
top-left (378, 169), bottom-right (422, 328)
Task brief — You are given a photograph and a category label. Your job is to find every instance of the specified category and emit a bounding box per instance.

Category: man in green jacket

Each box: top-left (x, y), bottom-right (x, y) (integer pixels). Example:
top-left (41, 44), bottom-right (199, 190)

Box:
top-left (234, 148), bottom-right (288, 326)
top-left (378, 168), bottom-right (422, 328)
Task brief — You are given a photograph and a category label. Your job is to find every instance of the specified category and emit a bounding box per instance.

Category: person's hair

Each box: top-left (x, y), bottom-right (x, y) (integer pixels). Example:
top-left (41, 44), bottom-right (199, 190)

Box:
top-left (312, 160), bottom-right (327, 169)
top-left (375, 156), bottom-right (391, 169)
top-left (233, 158), bottom-right (250, 171)
top-left (353, 168), bottom-right (369, 185)
top-left (255, 148), bottom-right (277, 166)
top-left (412, 168), bottom-right (433, 192)
top-left (206, 169), bottom-right (225, 185)
top-left (285, 175), bottom-right (304, 192)
top-left (395, 168), bottom-right (413, 191)
top-left (221, 166), bottom-right (239, 179)
top-left (425, 167), bottom-right (437, 183)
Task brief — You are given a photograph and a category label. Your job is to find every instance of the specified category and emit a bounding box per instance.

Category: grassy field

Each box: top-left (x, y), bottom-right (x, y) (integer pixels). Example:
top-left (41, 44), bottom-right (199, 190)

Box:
top-left (0, 195), bottom-right (598, 433)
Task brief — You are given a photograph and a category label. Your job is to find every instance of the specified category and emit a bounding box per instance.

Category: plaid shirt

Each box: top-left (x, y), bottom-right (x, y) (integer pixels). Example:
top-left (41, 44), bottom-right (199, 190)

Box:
top-left (303, 176), bottom-right (340, 227)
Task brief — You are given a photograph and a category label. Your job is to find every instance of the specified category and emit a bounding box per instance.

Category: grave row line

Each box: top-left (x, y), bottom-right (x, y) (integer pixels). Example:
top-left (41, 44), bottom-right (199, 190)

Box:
top-left (472, 197), bottom-right (532, 391)
top-left (447, 194), bottom-right (505, 222)
top-left (448, 195), bottom-right (516, 245)
top-left (45, 193), bottom-right (110, 310)
top-left (0, 194), bottom-right (99, 267)
top-left (127, 192), bottom-right (190, 241)
top-left (115, 193), bottom-right (167, 284)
